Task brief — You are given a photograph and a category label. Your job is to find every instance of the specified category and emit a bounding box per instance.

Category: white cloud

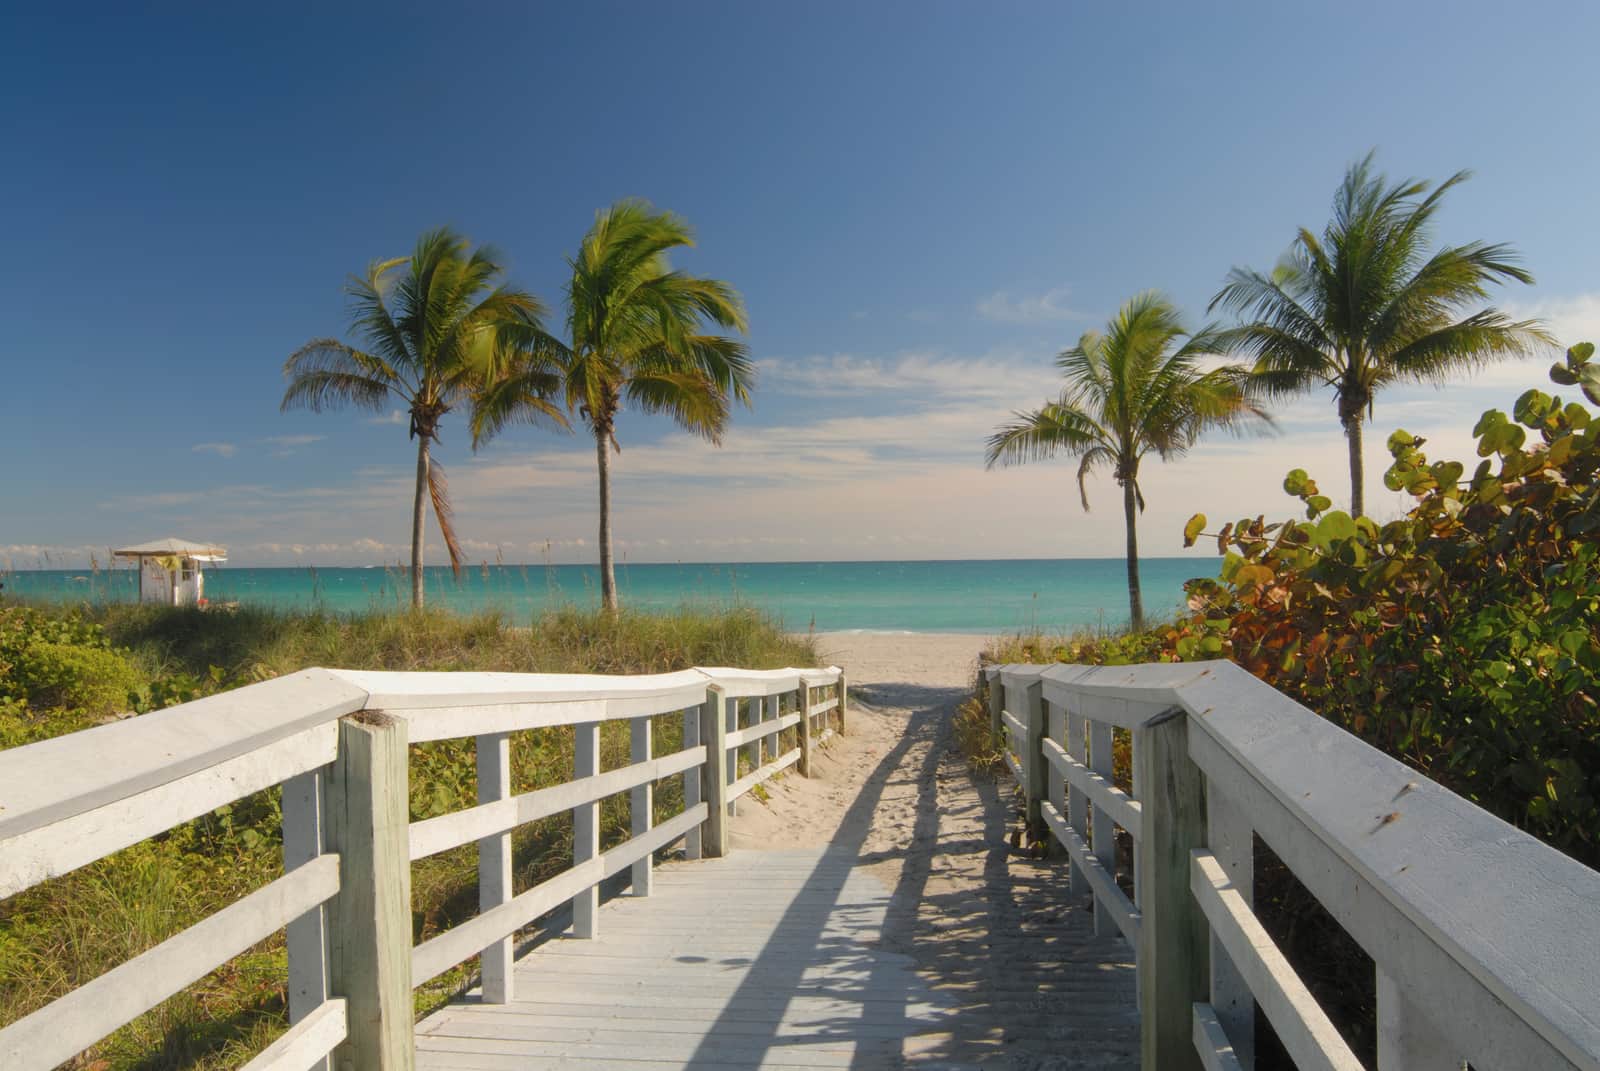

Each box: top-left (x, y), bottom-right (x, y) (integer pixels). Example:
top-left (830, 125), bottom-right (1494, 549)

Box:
top-left (367, 411), bottom-right (408, 426)
top-left (263, 434), bottom-right (326, 448)
top-left (977, 285), bottom-right (1085, 325)
top-left (757, 351), bottom-right (1061, 405)
top-left (192, 442), bottom-right (236, 458)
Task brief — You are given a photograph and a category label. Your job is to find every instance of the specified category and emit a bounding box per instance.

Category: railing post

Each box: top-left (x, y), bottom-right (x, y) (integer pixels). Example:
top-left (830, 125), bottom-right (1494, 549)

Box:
top-left (630, 715), bottom-right (653, 897)
top-left (326, 712), bottom-right (414, 1071)
top-left (1377, 969), bottom-right (1465, 1070)
top-left (1090, 719), bottom-right (1116, 939)
top-left (744, 696), bottom-right (763, 776)
top-left (572, 721), bottom-right (601, 938)
top-left (699, 685), bottom-right (731, 857)
top-left (798, 681), bottom-right (813, 777)
top-left (476, 732), bottom-right (513, 1002)
top-left (1046, 695), bottom-right (1066, 855)
top-left (1022, 680), bottom-right (1047, 832)
top-left (1137, 708), bottom-right (1208, 1071)
top-left (683, 704), bottom-right (703, 860)
top-left (282, 769), bottom-right (331, 1071)
top-left (987, 667), bottom-right (1002, 736)
top-left (836, 671), bottom-right (847, 734)
top-left (1206, 786), bottom-right (1254, 1067)
top-left (1066, 705), bottom-right (1088, 894)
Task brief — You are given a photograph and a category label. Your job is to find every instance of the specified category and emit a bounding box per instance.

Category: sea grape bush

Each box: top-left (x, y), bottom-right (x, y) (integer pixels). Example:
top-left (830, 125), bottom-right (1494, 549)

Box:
top-left (1180, 343), bottom-right (1600, 864)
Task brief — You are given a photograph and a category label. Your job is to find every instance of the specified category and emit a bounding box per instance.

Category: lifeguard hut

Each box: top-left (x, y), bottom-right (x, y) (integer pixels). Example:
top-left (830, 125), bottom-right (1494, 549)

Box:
top-left (112, 538), bottom-right (227, 607)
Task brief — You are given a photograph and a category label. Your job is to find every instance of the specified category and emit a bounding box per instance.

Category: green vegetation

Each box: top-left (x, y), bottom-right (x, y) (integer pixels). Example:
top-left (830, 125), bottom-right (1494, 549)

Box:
top-left (0, 602), bottom-right (815, 1069)
top-left (1213, 151), bottom-right (1548, 516)
top-left (985, 291), bottom-right (1269, 629)
top-left (1181, 342), bottom-right (1600, 865)
top-left (474, 199), bottom-right (754, 611)
top-left (282, 227), bottom-right (568, 608)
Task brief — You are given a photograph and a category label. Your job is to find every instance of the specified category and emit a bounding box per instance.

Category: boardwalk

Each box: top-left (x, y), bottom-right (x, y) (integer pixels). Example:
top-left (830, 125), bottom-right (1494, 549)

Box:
top-left (417, 672), bottom-right (1140, 1070)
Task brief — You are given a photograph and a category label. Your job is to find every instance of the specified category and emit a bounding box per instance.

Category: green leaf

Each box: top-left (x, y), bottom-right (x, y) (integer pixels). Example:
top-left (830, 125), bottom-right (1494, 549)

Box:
top-left (1316, 511), bottom-right (1358, 544)
top-left (1183, 513), bottom-right (1207, 548)
top-left (1282, 469), bottom-right (1309, 496)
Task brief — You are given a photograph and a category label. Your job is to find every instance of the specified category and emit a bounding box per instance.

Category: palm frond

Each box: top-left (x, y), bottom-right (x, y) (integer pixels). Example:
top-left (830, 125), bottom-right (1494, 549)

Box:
top-left (624, 372), bottom-right (730, 442)
top-left (427, 459), bottom-right (466, 580)
top-left (984, 402), bottom-right (1108, 469)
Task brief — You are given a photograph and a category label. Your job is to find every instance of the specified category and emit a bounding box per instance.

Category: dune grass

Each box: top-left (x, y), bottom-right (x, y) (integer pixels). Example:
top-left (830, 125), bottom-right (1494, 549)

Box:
top-left (0, 601), bottom-right (817, 1069)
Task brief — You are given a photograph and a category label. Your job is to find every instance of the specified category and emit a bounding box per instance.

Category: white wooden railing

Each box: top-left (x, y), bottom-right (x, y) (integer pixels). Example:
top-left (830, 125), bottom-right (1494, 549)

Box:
top-left (987, 660), bottom-right (1600, 1071)
top-left (0, 663), bottom-right (845, 1070)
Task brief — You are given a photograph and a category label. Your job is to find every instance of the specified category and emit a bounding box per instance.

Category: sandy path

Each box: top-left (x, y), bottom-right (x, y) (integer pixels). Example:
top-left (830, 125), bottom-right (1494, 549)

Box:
top-left (728, 633), bottom-right (1139, 1069)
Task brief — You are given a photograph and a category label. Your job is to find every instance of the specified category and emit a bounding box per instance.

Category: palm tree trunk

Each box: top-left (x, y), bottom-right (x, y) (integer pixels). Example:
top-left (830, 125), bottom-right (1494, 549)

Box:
top-left (1122, 479), bottom-right (1144, 632)
top-left (596, 425), bottom-right (618, 611)
top-left (411, 435), bottom-right (429, 610)
top-left (1345, 413), bottom-right (1365, 518)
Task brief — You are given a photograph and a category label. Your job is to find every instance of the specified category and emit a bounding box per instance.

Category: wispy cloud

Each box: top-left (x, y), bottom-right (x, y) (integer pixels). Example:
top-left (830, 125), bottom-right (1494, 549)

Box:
top-left (976, 285), bottom-right (1085, 325)
top-left (263, 434), bottom-right (325, 448)
top-left (367, 410), bottom-right (408, 426)
top-left (192, 442), bottom-right (236, 458)
top-left (757, 351), bottom-right (1060, 404)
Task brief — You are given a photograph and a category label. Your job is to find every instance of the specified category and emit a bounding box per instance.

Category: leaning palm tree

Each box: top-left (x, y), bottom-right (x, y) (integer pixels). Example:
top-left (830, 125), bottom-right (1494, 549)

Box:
top-left (986, 292), bottom-right (1270, 630)
top-left (474, 199), bottom-right (753, 611)
top-left (283, 228), bottom-right (563, 609)
top-left (1211, 152), bottom-right (1548, 516)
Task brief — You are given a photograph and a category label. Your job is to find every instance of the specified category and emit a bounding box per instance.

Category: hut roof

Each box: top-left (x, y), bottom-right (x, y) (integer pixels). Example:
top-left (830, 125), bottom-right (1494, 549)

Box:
top-left (112, 538), bottom-right (227, 561)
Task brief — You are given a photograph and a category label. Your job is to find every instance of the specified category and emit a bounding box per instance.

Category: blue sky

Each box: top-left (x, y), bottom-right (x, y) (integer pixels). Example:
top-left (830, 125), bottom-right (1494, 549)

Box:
top-left (5, 2), bottom-right (1599, 567)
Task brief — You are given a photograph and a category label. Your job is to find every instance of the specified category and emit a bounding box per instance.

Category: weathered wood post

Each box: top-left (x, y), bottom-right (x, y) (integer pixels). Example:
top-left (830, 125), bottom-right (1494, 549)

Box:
top-left (476, 732), bottom-right (513, 1002)
top-left (987, 665), bottom-right (1003, 736)
top-left (797, 680), bottom-right (813, 777)
top-left (282, 770), bottom-right (331, 1071)
top-left (572, 721), bottom-right (600, 938)
top-left (1206, 786), bottom-right (1255, 1066)
top-left (630, 715), bottom-right (653, 897)
top-left (1022, 679), bottom-right (1047, 832)
top-left (700, 685), bottom-right (731, 857)
top-left (683, 704), bottom-right (703, 860)
top-left (836, 671), bottom-right (848, 734)
top-left (1066, 705), bottom-right (1089, 894)
top-left (326, 711), bottom-right (414, 1071)
top-left (1137, 708), bottom-right (1208, 1071)
top-left (1090, 719), bottom-right (1117, 938)
top-left (1377, 970), bottom-right (1464, 1071)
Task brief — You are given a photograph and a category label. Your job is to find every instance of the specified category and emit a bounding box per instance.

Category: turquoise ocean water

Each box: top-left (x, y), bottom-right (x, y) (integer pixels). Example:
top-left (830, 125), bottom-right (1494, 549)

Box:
top-left (2, 558), bottom-right (1216, 634)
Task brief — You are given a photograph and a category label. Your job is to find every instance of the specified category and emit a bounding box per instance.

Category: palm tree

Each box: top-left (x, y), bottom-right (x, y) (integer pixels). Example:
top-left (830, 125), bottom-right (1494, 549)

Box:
top-left (283, 228), bottom-right (564, 609)
top-left (1211, 152), bottom-right (1549, 516)
top-left (474, 199), bottom-right (753, 611)
top-left (985, 292), bottom-right (1269, 630)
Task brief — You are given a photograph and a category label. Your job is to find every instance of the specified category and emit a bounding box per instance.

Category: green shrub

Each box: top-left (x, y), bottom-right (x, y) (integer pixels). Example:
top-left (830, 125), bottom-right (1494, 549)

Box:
top-left (1178, 342), bottom-right (1600, 866)
top-left (0, 606), bottom-right (145, 716)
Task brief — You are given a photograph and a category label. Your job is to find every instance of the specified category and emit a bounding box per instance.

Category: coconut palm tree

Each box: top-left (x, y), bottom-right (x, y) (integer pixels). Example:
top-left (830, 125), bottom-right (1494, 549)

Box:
top-left (985, 292), bottom-right (1270, 630)
top-left (282, 228), bottom-right (565, 609)
top-left (1211, 152), bottom-right (1549, 516)
top-left (473, 199), bottom-right (753, 611)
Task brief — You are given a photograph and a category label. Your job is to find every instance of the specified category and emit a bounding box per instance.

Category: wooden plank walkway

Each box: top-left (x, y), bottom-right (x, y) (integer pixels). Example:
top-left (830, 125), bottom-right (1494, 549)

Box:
top-left (415, 847), bottom-right (973, 1069)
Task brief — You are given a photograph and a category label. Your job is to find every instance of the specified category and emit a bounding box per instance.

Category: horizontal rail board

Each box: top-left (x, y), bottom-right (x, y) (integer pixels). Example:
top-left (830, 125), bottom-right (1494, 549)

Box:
top-left (806, 697), bottom-right (839, 717)
top-left (600, 805), bottom-right (707, 881)
top-left (0, 722), bottom-right (338, 899)
top-left (1002, 750), bottom-right (1023, 781)
top-left (1041, 738), bottom-right (1143, 837)
top-left (408, 746), bottom-right (707, 861)
top-left (1191, 851), bottom-right (1361, 1071)
top-left (1192, 1002), bottom-right (1245, 1071)
top-left (1042, 801), bottom-right (1141, 947)
top-left (239, 998), bottom-right (348, 1071)
top-left (1177, 663), bottom-right (1600, 1069)
top-left (999, 709), bottom-right (1027, 742)
top-left (412, 803), bottom-right (710, 985)
top-left (728, 749), bottom-right (802, 801)
top-left (329, 668), bottom-right (710, 711)
top-left (0, 669), bottom-right (365, 844)
top-left (0, 854), bottom-right (341, 1070)
top-left (698, 666), bottom-right (840, 698)
top-left (724, 713), bottom-right (802, 751)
